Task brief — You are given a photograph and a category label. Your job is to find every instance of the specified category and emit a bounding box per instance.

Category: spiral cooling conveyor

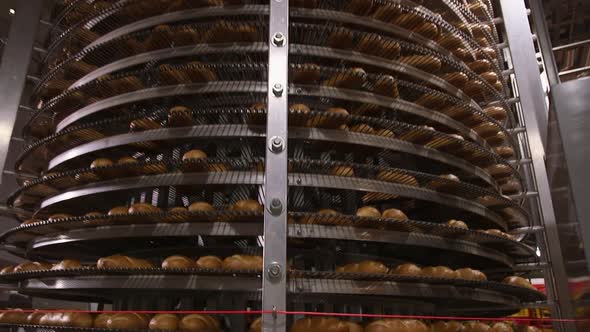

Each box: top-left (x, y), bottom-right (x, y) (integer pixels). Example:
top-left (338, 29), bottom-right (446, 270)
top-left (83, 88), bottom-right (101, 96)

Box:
top-left (0, 0), bottom-right (548, 331)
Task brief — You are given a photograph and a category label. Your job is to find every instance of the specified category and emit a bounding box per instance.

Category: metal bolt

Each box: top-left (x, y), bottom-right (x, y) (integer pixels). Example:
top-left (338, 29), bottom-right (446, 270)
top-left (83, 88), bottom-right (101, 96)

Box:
top-left (268, 263), bottom-right (282, 279)
top-left (272, 32), bottom-right (285, 47)
top-left (269, 198), bottom-right (282, 215)
top-left (269, 136), bottom-right (284, 153)
top-left (272, 83), bottom-right (283, 97)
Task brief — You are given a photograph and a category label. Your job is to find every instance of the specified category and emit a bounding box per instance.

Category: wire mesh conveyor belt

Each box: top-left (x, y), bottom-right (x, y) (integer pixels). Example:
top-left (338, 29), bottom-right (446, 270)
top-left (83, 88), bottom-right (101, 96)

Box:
top-left (1, 0), bottom-right (544, 323)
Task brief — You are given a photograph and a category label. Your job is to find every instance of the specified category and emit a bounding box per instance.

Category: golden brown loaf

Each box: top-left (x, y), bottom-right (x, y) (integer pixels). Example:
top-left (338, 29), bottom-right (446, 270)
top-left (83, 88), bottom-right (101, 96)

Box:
top-left (421, 266), bottom-right (457, 279)
top-left (382, 208), bottom-right (409, 221)
top-left (356, 206), bottom-right (381, 218)
top-left (455, 268), bottom-right (487, 281)
top-left (188, 201), bottom-right (215, 212)
top-left (26, 311), bottom-right (44, 325)
top-left (289, 317), bottom-right (350, 332)
top-left (447, 219), bottom-right (469, 229)
top-left (248, 317), bottom-right (262, 332)
top-left (196, 256), bottom-right (223, 269)
top-left (502, 276), bottom-right (536, 290)
top-left (178, 314), bottom-right (220, 332)
top-left (94, 313), bottom-right (112, 328)
top-left (485, 164), bottom-right (512, 178)
top-left (182, 149), bottom-right (207, 161)
top-left (231, 200), bottom-right (263, 212)
top-left (38, 313), bottom-right (64, 326)
top-left (90, 158), bottom-right (113, 169)
top-left (117, 156), bottom-right (138, 165)
top-left (365, 319), bottom-right (429, 332)
top-left (349, 124), bottom-right (375, 134)
top-left (107, 313), bottom-right (150, 330)
top-left (0, 266), bottom-right (14, 274)
top-left (494, 146), bottom-right (515, 159)
top-left (97, 254), bottom-right (154, 269)
top-left (484, 229), bottom-right (515, 241)
top-left (61, 312), bottom-right (94, 328)
top-left (393, 263), bottom-right (422, 276)
top-left (377, 170), bottom-right (419, 187)
top-left (489, 322), bottom-right (513, 332)
top-left (0, 309), bottom-right (27, 324)
top-left (222, 255), bottom-right (263, 270)
top-left (149, 314), bottom-right (179, 331)
top-left (336, 261), bottom-right (389, 274)
top-left (128, 203), bottom-right (161, 214)
top-left (51, 259), bottom-right (82, 270)
top-left (14, 261), bottom-right (52, 272)
top-left (108, 206), bottom-right (129, 216)
top-left (162, 255), bottom-right (196, 269)
top-left (291, 63), bottom-right (321, 84)
top-left (169, 206), bottom-right (188, 213)
top-left (168, 106), bottom-right (193, 127)
top-left (463, 321), bottom-right (490, 332)
top-left (331, 166), bottom-right (355, 177)
top-left (430, 321), bottom-right (464, 332)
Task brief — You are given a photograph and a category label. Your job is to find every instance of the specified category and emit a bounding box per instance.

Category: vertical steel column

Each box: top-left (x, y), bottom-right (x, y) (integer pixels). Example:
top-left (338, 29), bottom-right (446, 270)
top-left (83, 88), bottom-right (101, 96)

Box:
top-left (499, 0), bottom-right (576, 330)
top-left (0, 0), bottom-right (43, 180)
top-left (263, 0), bottom-right (289, 331)
top-left (529, 0), bottom-right (561, 87)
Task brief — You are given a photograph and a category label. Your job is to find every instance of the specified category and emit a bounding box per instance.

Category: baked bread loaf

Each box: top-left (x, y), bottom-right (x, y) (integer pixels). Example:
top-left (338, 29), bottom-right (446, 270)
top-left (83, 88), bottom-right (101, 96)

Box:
top-left (94, 313), bottom-right (112, 328)
top-left (502, 276), bottom-right (536, 290)
top-left (51, 259), bottom-right (82, 270)
top-left (0, 309), bottom-right (26, 324)
top-left (323, 67), bottom-right (367, 90)
top-left (484, 229), bottom-right (515, 241)
top-left (485, 164), bottom-right (512, 179)
top-left (97, 254), bottom-right (154, 269)
top-left (447, 219), bottom-right (468, 229)
top-left (222, 255), bottom-right (263, 270)
top-left (356, 206), bottom-right (381, 218)
top-left (373, 75), bottom-right (399, 98)
top-left (248, 317), bottom-right (262, 332)
top-left (393, 263), bottom-right (422, 276)
top-left (327, 28), bottom-right (354, 50)
top-left (149, 314), bottom-right (179, 331)
top-left (61, 312), bottom-right (93, 328)
top-left (421, 266), bottom-right (457, 279)
top-left (289, 317), bottom-right (349, 332)
top-left (310, 107), bottom-right (349, 129)
top-left (331, 166), bottom-right (355, 177)
top-left (489, 322), bottom-right (513, 332)
top-left (182, 149), bottom-right (207, 162)
top-left (162, 255), bottom-right (196, 269)
top-left (188, 201), bottom-right (215, 212)
top-left (399, 55), bottom-right (442, 72)
top-left (196, 256), bottom-right (223, 269)
top-left (38, 313), bottom-right (63, 326)
top-left (289, 103), bottom-right (311, 127)
top-left (26, 311), bottom-right (44, 325)
top-left (108, 206), bottom-right (129, 216)
top-left (170, 206), bottom-right (188, 213)
top-left (14, 261), bottom-right (52, 272)
top-left (90, 158), bottom-right (113, 169)
top-left (494, 146), bottom-right (515, 159)
top-left (440, 72), bottom-right (469, 88)
top-left (376, 129), bottom-right (395, 138)
top-left (349, 123), bottom-right (375, 135)
top-left (168, 106), bottom-right (193, 127)
top-left (463, 321), bottom-right (490, 332)
top-left (128, 203), bottom-right (161, 214)
top-left (455, 268), bottom-right (487, 281)
top-left (430, 321), bottom-right (464, 332)
top-left (377, 170), bottom-right (419, 186)
top-left (0, 266), bottom-right (14, 274)
top-left (178, 314), bottom-right (220, 332)
top-left (107, 313), bottom-right (150, 330)
top-left (382, 208), bottom-right (408, 221)
top-left (336, 261), bottom-right (389, 274)
top-left (365, 319), bottom-right (429, 332)
top-left (231, 200), bottom-right (263, 212)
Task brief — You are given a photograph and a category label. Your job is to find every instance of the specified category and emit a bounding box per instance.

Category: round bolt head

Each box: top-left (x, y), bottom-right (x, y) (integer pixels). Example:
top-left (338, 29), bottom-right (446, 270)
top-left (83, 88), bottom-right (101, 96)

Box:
top-left (268, 198), bottom-right (283, 215)
top-left (268, 263), bottom-right (282, 278)
top-left (269, 136), bottom-right (284, 153)
top-left (272, 83), bottom-right (283, 97)
top-left (272, 32), bottom-right (285, 47)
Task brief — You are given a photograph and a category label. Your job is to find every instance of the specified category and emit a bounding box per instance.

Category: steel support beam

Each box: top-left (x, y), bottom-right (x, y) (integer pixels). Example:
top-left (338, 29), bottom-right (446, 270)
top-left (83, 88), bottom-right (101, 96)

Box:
top-left (262, 0), bottom-right (289, 331)
top-left (0, 0), bottom-right (43, 180)
top-left (530, 0), bottom-right (561, 86)
top-left (499, 0), bottom-right (576, 330)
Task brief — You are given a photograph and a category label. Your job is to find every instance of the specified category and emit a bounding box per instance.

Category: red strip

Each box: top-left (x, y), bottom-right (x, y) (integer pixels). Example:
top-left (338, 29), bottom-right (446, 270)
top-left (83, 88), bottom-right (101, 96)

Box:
top-left (0, 309), bottom-right (587, 322)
